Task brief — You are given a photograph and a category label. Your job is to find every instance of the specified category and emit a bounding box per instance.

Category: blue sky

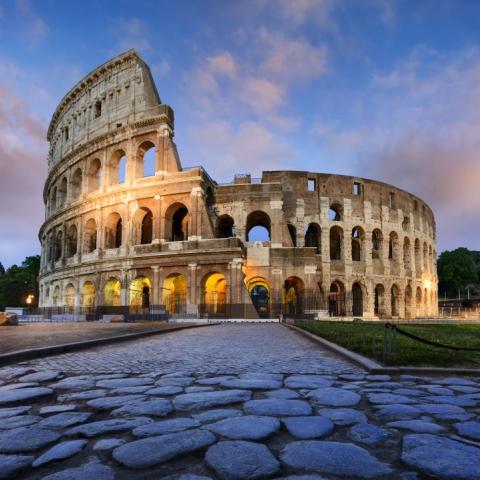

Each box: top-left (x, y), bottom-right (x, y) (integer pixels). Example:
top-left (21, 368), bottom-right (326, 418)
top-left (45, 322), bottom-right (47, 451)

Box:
top-left (0, 0), bottom-right (479, 267)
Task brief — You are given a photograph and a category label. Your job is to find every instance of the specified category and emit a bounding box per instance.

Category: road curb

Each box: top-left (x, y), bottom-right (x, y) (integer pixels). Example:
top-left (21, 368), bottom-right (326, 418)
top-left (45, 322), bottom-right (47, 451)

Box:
top-left (284, 323), bottom-right (480, 376)
top-left (0, 323), bottom-right (212, 367)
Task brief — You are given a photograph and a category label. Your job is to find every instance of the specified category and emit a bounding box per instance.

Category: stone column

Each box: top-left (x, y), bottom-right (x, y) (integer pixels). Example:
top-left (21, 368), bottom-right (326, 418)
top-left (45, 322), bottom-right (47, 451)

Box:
top-left (271, 268), bottom-right (283, 317)
top-left (295, 199), bottom-right (305, 247)
top-left (151, 266), bottom-right (160, 306)
top-left (269, 200), bottom-right (283, 247)
top-left (188, 263), bottom-right (198, 306)
top-left (121, 270), bottom-right (129, 306)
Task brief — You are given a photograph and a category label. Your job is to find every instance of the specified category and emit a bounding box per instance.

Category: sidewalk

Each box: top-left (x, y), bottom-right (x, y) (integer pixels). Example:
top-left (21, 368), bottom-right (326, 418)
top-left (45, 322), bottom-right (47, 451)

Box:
top-left (0, 322), bottom-right (192, 355)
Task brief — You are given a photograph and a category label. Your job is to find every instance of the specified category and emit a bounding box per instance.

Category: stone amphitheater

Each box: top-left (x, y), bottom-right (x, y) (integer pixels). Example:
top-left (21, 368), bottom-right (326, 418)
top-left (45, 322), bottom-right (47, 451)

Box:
top-left (38, 49), bottom-right (438, 320)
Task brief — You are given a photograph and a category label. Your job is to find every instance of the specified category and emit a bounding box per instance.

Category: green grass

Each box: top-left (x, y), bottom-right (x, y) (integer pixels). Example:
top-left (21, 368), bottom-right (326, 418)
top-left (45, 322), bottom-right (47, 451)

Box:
top-left (295, 320), bottom-right (480, 367)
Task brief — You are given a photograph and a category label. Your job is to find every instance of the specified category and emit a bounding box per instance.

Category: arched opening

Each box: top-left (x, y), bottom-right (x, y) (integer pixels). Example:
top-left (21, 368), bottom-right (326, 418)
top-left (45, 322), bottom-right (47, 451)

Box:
top-left (414, 239), bottom-right (421, 271)
top-left (103, 278), bottom-right (121, 307)
top-left (202, 272), bottom-right (227, 315)
top-left (405, 285), bottom-right (413, 318)
top-left (330, 226), bottom-right (343, 260)
top-left (54, 231), bottom-right (63, 261)
top-left (416, 286), bottom-right (422, 317)
top-left (352, 282), bottom-right (363, 317)
top-left (329, 204), bottom-right (342, 221)
top-left (94, 100), bottom-right (102, 118)
top-left (129, 276), bottom-right (151, 309)
top-left (132, 208), bottom-right (153, 245)
top-left (287, 224), bottom-right (297, 247)
top-left (216, 215), bottom-right (235, 238)
top-left (351, 227), bottom-right (364, 261)
top-left (52, 286), bottom-right (60, 307)
top-left (64, 283), bottom-right (75, 311)
top-left (391, 284), bottom-right (400, 317)
top-left (372, 229), bottom-right (383, 259)
top-left (58, 177), bottom-right (67, 207)
top-left (87, 159), bottom-right (102, 192)
top-left (247, 277), bottom-right (270, 318)
top-left (66, 225), bottom-right (78, 257)
top-left (388, 231), bottom-right (399, 262)
top-left (81, 281), bottom-right (96, 309)
top-left (403, 237), bottom-right (412, 270)
top-left (246, 211), bottom-right (271, 242)
top-left (305, 223), bottom-right (321, 254)
top-left (50, 187), bottom-right (57, 213)
top-left (374, 284), bottom-right (385, 317)
top-left (138, 141), bottom-right (156, 178)
top-left (83, 219), bottom-right (97, 253)
top-left (424, 287), bottom-right (429, 316)
top-left (173, 206), bottom-right (189, 241)
top-left (283, 276), bottom-right (304, 315)
top-left (105, 213), bottom-right (122, 249)
top-left (162, 273), bottom-right (187, 314)
top-left (328, 281), bottom-right (346, 316)
top-left (423, 242), bottom-right (428, 270)
top-left (110, 150), bottom-right (127, 185)
top-left (71, 168), bottom-right (82, 200)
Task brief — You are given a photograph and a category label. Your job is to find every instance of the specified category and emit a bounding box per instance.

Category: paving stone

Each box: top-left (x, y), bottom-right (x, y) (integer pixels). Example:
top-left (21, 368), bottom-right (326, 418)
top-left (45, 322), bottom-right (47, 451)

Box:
top-left (244, 399), bottom-right (312, 416)
top-left (177, 475), bottom-right (213, 480)
top-left (419, 403), bottom-right (473, 421)
top-left (281, 476), bottom-right (329, 480)
top-left (395, 388), bottom-right (424, 397)
top-left (450, 385), bottom-right (480, 393)
top-left (339, 373), bottom-right (365, 381)
top-left (402, 433), bottom-right (480, 479)
top-left (185, 386), bottom-right (215, 393)
top-left (112, 398), bottom-right (173, 417)
top-left (133, 418), bottom-right (200, 437)
top-left (0, 427), bottom-right (61, 453)
top-left (318, 408), bottom-right (367, 426)
top-left (205, 415), bottom-right (279, 440)
top-left (96, 377), bottom-right (154, 388)
top-left (308, 387), bottom-right (361, 406)
top-left (281, 440), bottom-right (392, 478)
top-left (363, 381), bottom-right (402, 389)
top-left (146, 385), bottom-right (184, 396)
top-left (41, 460), bottom-right (116, 480)
top-left (284, 375), bottom-right (334, 389)
top-left (196, 376), bottom-right (236, 385)
top-left (387, 419), bottom-right (445, 433)
top-left (347, 422), bottom-right (390, 445)
top-left (367, 393), bottom-right (416, 405)
top-left (425, 395), bottom-right (477, 407)
top-left (39, 404), bottom-right (76, 414)
top-left (0, 367), bottom-right (35, 379)
top-left (0, 387), bottom-right (53, 405)
top-left (93, 438), bottom-right (125, 450)
top-left (32, 439), bottom-right (87, 467)
top-left (426, 386), bottom-right (454, 395)
top-left (0, 406), bottom-right (31, 418)
top-left (38, 411), bottom-right (92, 429)
top-left (60, 389), bottom-right (107, 400)
top-left (220, 378), bottom-right (282, 390)
top-left (205, 440), bottom-right (280, 480)
top-left (110, 386), bottom-right (152, 394)
top-left (265, 388), bottom-right (299, 399)
top-left (86, 394), bottom-right (145, 410)
top-left (50, 377), bottom-right (95, 390)
top-left (66, 416), bottom-right (152, 437)
top-left (113, 428), bottom-right (216, 468)
top-left (19, 370), bottom-right (61, 383)
top-left (175, 390), bottom-right (252, 411)
top-left (436, 377), bottom-right (478, 386)
top-left (374, 404), bottom-right (422, 420)
top-left (283, 416), bottom-right (334, 439)
top-left (193, 409), bottom-right (242, 423)
top-left (0, 415), bottom-right (41, 429)
top-left (156, 377), bottom-right (195, 387)
top-left (454, 421), bottom-right (480, 440)
top-left (0, 454), bottom-right (34, 478)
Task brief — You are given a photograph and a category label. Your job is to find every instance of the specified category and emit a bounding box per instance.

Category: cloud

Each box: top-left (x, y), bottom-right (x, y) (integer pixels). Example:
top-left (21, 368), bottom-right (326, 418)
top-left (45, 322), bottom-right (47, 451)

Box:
top-left (111, 17), bottom-right (151, 53)
top-left (0, 85), bottom-right (47, 267)
top-left (15, 0), bottom-right (48, 45)
top-left (208, 52), bottom-right (237, 77)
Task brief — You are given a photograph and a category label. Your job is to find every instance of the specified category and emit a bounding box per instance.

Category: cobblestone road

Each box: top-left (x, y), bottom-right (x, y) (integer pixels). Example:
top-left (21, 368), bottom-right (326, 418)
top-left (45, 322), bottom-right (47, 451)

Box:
top-left (0, 324), bottom-right (479, 480)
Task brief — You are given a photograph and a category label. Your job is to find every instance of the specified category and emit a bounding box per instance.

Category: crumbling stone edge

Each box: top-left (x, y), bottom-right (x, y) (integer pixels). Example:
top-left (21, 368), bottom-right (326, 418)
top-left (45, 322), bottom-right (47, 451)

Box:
top-left (0, 323), bottom-right (214, 367)
top-left (283, 322), bottom-right (480, 376)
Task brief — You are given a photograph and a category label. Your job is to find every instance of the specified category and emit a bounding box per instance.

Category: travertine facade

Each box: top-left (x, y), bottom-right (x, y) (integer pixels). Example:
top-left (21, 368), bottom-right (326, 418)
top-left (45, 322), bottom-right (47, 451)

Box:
top-left (39, 50), bottom-right (438, 319)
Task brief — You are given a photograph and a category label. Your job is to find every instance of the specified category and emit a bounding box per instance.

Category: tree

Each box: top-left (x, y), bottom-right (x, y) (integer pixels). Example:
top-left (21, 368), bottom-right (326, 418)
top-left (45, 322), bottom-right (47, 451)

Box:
top-left (0, 255), bottom-right (40, 310)
top-left (437, 248), bottom-right (478, 298)
top-left (0, 262), bottom-right (4, 276)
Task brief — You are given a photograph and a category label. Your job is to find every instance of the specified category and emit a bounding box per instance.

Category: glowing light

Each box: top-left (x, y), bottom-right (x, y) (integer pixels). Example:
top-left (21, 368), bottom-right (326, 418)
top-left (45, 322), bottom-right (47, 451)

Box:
top-left (423, 280), bottom-right (432, 290)
top-left (26, 294), bottom-right (34, 305)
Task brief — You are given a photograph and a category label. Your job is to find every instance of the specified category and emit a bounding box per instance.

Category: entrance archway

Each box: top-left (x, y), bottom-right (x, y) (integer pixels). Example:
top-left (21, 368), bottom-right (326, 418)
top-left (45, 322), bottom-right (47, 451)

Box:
top-left (247, 277), bottom-right (270, 318)
top-left (328, 281), bottom-right (345, 316)
top-left (81, 281), bottom-right (96, 309)
top-left (162, 274), bottom-right (187, 314)
top-left (352, 282), bottom-right (363, 317)
top-left (374, 284), bottom-right (385, 317)
top-left (202, 272), bottom-right (227, 315)
top-left (129, 276), bottom-right (151, 309)
top-left (283, 276), bottom-right (304, 315)
top-left (103, 278), bottom-right (121, 307)
top-left (391, 284), bottom-right (400, 317)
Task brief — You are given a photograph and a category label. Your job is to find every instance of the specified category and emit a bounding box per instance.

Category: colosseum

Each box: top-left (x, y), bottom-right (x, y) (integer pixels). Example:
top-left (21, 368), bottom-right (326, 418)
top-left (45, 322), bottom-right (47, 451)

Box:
top-left (38, 49), bottom-right (438, 320)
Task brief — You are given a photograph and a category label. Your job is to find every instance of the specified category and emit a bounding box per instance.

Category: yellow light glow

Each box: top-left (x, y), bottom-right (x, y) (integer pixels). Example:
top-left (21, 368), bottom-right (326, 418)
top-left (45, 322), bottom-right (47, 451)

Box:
top-left (26, 294), bottom-right (34, 305)
top-left (423, 279), bottom-right (432, 290)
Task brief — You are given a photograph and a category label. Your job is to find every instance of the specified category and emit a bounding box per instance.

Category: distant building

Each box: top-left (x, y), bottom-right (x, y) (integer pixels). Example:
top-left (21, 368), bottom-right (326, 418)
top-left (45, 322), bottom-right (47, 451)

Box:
top-left (39, 50), bottom-right (438, 319)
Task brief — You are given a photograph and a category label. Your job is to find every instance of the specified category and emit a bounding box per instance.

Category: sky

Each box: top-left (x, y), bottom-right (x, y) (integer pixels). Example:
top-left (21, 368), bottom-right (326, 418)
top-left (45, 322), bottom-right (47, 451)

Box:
top-left (0, 0), bottom-right (479, 267)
